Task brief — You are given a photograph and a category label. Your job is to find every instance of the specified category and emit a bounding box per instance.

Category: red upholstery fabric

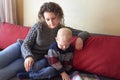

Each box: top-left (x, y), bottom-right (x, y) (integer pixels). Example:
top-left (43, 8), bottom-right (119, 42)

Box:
top-left (73, 36), bottom-right (120, 79)
top-left (0, 22), bottom-right (30, 49)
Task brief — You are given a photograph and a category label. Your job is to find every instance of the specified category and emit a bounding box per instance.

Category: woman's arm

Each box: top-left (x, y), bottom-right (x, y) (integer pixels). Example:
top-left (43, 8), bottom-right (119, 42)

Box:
top-left (67, 27), bottom-right (90, 50)
top-left (68, 27), bottom-right (90, 41)
top-left (21, 23), bottom-right (38, 59)
top-left (21, 23), bottom-right (40, 71)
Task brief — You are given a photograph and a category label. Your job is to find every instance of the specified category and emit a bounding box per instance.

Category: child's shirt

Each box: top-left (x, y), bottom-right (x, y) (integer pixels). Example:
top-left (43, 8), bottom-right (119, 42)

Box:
top-left (47, 42), bottom-right (74, 73)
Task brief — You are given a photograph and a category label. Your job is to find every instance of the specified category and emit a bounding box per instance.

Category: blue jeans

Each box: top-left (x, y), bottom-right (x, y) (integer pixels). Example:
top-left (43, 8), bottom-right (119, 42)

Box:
top-left (29, 58), bottom-right (58, 79)
top-left (0, 42), bottom-right (24, 80)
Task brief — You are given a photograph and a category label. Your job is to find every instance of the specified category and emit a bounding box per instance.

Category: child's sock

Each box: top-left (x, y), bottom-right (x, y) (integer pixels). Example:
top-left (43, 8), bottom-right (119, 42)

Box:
top-left (17, 72), bottom-right (30, 79)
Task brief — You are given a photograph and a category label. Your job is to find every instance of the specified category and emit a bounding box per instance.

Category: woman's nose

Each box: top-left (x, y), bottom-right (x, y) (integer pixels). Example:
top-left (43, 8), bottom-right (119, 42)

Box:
top-left (50, 19), bottom-right (53, 24)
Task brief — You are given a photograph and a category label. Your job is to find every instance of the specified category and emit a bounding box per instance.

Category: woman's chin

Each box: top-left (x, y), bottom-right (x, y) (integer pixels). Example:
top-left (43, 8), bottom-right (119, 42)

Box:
top-left (50, 26), bottom-right (57, 29)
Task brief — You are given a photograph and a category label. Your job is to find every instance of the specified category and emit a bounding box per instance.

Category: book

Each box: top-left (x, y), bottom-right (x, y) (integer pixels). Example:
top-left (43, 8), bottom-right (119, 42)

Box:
top-left (71, 71), bottom-right (100, 80)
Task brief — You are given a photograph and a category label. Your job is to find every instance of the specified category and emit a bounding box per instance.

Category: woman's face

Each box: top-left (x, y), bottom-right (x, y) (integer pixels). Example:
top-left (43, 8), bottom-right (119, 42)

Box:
top-left (44, 12), bottom-right (60, 29)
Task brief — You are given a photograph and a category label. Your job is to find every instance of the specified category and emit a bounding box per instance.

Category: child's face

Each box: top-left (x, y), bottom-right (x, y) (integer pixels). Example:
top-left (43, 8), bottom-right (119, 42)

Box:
top-left (56, 37), bottom-right (71, 51)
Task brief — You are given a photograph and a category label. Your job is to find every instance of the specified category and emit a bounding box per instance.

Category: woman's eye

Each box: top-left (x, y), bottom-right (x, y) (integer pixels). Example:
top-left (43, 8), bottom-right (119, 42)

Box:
top-left (52, 17), bottom-right (56, 20)
top-left (46, 19), bottom-right (50, 21)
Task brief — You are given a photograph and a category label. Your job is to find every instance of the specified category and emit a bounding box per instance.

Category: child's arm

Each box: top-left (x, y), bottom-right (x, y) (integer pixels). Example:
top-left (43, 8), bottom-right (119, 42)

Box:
top-left (47, 47), bottom-right (65, 73)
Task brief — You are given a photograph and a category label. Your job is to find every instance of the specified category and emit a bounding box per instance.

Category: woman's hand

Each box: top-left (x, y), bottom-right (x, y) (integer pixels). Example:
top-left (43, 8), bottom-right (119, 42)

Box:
top-left (61, 71), bottom-right (71, 80)
top-left (75, 37), bottom-right (83, 50)
top-left (24, 56), bottom-right (34, 72)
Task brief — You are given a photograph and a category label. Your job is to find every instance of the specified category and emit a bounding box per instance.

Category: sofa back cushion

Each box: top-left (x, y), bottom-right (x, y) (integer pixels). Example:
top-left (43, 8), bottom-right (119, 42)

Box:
top-left (0, 22), bottom-right (30, 49)
top-left (73, 36), bottom-right (120, 79)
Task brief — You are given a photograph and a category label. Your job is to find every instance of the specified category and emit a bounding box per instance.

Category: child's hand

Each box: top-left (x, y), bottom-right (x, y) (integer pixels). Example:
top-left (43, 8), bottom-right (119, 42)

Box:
top-left (61, 71), bottom-right (71, 80)
top-left (75, 37), bottom-right (83, 50)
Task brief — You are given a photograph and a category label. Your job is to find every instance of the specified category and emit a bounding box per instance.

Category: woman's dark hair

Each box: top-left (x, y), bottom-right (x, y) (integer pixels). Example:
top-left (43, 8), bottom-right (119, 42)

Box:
top-left (38, 2), bottom-right (64, 24)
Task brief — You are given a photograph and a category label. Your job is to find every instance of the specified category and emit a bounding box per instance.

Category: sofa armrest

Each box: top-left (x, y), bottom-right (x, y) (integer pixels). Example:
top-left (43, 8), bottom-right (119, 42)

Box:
top-left (0, 22), bottom-right (30, 49)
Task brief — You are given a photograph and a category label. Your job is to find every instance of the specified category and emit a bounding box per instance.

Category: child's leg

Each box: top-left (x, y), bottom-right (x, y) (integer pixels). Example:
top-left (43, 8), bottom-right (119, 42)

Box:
top-left (30, 66), bottom-right (58, 79)
top-left (31, 57), bottom-right (49, 72)
top-left (17, 57), bottom-right (55, 79)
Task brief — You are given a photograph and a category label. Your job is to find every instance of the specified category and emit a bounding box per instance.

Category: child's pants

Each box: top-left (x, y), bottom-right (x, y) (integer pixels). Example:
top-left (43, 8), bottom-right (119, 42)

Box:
top-left (29, 58), bottom-right (59, 79)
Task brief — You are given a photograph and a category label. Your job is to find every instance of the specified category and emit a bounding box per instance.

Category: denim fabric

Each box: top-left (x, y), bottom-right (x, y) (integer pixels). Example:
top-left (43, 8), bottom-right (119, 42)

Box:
top-left (30, 58), bottom-right (58, 79)
top-left (0, 42), bottom-right (24, 80)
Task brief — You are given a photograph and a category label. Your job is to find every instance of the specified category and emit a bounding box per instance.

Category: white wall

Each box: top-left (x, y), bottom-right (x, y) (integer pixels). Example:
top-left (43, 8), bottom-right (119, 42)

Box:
top-left (24, 0), bottom-right (120, 35)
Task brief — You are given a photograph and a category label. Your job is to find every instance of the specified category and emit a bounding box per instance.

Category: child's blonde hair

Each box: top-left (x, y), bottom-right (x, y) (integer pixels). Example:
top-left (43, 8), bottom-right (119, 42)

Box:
top-left (57, 28), bottom-right (72, 42)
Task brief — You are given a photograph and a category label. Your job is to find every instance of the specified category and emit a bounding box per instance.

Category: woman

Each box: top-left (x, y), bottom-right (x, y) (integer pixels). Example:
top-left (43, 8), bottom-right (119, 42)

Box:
top-left (0, 2), bottom-right (89, 80)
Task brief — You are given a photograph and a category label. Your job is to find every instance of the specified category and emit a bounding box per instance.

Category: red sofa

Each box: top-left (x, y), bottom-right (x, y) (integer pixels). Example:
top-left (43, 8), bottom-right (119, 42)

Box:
top-left (0, 22), bottom-right (30, 49)
top-left (0, 22), bottom-right (120, 80)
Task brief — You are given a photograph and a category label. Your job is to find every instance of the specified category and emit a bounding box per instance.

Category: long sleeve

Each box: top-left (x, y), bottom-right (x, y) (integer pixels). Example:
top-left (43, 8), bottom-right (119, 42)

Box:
top-left (67, 27), bottom-right (90, 41)
top-left (47, 42), bottom-right (74, 73)
top-left (21, 22), bottom-right (62, 60)
top-left (47, 48), bottom-right (65, 73)
top-left (21, 23), bottom-right (38, 59)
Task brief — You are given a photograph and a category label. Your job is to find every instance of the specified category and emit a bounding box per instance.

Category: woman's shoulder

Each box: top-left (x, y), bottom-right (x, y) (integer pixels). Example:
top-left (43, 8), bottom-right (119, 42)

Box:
top-left (30, 22), bottom-right (45, 31)
top-left (32, 22), bottom-right (42, 28)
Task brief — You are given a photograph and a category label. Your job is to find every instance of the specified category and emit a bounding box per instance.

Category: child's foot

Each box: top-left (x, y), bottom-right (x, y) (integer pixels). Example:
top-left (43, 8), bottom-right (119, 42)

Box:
top-left (17, 72), bottom-right (30, 79)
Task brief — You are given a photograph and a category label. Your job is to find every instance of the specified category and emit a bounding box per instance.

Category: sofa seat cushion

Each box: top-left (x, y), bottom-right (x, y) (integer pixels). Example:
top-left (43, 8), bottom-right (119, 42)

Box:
top-left (0, 22), bottom-right (30, 49)
top-left (73, 35), bottom-right (120, 80)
